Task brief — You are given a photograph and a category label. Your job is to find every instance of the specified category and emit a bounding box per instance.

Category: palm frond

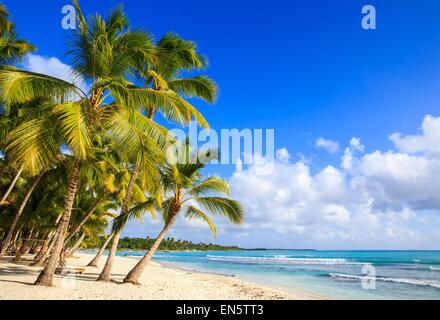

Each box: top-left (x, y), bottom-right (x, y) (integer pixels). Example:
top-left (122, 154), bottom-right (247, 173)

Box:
top-left (73, 0), bottom-right (87, 34)
top-left (6, 118), bottom-right (60, 175)
top-left (156, 32), bottom-right (208, 78)
top-left (184, 205), bottom-right (217, 238)
top-left (52, 100), bottom-right (92, 159)
top-left (112, 198), bottom-right (156, 234)
top-left (103, 109), bottom-right (166, 167)
top-left (0, 66), bottom-right (82, 105)
top-left (168, 76), bottom-right (218, 104)
top-left (190, 176), bottom-right (231, 196)
top-left (195, 197), bottom-right (244, 225)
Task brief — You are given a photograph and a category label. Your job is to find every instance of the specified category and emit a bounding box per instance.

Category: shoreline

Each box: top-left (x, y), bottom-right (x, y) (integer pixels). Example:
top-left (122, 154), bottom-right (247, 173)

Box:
top-left (140, 258), bottom-right (327, 300)
top-left (0, 252), bottom-right (323, 300)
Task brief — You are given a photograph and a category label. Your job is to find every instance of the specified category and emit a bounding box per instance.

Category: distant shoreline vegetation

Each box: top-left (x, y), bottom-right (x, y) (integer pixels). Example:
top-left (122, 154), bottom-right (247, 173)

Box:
top-left (84, 237), bottom-right (242, 252)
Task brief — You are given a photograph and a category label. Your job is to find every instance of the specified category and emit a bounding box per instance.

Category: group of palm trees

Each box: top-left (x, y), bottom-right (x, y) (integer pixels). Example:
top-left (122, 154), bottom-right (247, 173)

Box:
top-left (0, 1), bottom-right (244, 287)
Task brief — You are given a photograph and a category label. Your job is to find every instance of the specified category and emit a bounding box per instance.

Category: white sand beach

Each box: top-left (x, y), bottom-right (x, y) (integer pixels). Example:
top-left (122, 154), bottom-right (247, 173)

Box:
top-left (0, 253), bottom-right (320, 300)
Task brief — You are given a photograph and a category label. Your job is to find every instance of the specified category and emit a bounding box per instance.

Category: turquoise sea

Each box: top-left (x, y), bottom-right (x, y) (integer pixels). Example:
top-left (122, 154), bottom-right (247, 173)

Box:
top-left (118, 250), bottom-right (440, 300)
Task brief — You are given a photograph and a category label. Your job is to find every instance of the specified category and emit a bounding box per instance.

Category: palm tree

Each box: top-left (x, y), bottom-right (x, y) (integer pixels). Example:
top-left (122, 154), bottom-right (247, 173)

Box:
top-left (64, 194), bottom-right (116, 258)
top-left (0, 0), bottom-right (171, 286)
top-left (58, 138), bottom-right (122, 261)
top-left (0, 3), bottom-right (35, 64)
top-left (123, 146), bottom-right (244, 284)
top-left (96, 110), bottom-right (166, 281)
top-left (0, 166), bottom-right (23, 206)
top-left (0, 171), bottom-right (43, 256)
top-left (0, 3), bottom-right (35, 196)
top-left (0, 0), bottom-right (222, 288)
top-left (62, 187), bottom-right (117, 253)
top-left (86, 232), bottom-right (114, 267)
top-left (97, 33), bottom-right (218, 282)
top-left (139, 32), bottom-right (217, 124)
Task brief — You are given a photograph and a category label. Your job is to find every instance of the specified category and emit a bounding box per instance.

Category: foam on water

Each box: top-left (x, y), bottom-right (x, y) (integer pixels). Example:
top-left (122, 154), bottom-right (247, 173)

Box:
top-left (330, 273), bottom-right (440, 289)
top-left (206, 255), bottom-right (363, 265)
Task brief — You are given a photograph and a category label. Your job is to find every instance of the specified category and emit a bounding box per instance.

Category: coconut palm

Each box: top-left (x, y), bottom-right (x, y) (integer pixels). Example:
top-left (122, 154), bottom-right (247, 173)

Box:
top-left (0, 0), bottom-right (173, 286)
top-left (97, 33), bottom-right (218, 281)
top-left (0, 3), bottom-right (34, 193)
top-left (0, 1), bottom-right (228, 288)
top-left (138, 32), bottom-right (217, 124)
top-left (64, 192), bottom-right (116, 258)
top-left (0, 3), bottom-right (35, 64)
top-left (86, 232), bottom-right (114, 267)
top-left (123, 146), bottom-right (244, 284)
top-left (0, 171), bottom-right (43, 256)
top-left (96, 110), bottom-right (165, 281)
top-left (62, 187), bottom-right (117, 253)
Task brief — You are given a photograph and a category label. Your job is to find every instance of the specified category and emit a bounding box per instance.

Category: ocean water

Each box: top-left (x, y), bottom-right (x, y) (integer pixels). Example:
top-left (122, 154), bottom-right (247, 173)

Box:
top-left (117, 250), bottom-right (440, 300)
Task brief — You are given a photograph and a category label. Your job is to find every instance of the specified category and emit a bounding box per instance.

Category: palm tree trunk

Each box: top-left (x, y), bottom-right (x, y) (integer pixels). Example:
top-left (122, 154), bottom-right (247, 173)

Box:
top-left (8, 229), bottom-right (21, 253)
top-left (96, 231), bottom-right (121, 281)
top-left (123, 213), bottom-right (179, 285)
top-left (65, 232), bottom-right (85, 258)
top-left (28, 233), bottom-right (40, 254)
top-left (34, 158), bottom-right (81, 287)
top-left (63, 196), bottom-right (101, 250)
top-left (0, 173), bottom-right (44, 257)
top-left (13, 240), bottom-right (28, 262)
top-left (32, 235), bottom-right (55, 267)
top-left (13, 230), bottom-right (31, 262)
top-left (0, 163), bottom-right (5, 180)
top-left (98, 162), bottom-right (139, 281)
top-left (32, 215), bottom-right (62, 267)
top-left (0, 166), bottom-right (23, 206)
top-left (33, 235), bottom-right (49, 264)
top-left (87, 233), bottom-right (113, 267)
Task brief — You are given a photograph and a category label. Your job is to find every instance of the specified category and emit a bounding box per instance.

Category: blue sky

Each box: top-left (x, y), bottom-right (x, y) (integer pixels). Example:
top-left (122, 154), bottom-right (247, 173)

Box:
top-left (4, 0), bottom-right (440, 249)
top-left (7, 0), bottom-right (440, 173)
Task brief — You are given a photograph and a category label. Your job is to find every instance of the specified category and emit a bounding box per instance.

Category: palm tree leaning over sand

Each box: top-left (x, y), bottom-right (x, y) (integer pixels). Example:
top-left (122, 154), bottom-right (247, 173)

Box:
top-left (86, 233), bottom-right (114, 267)
top-left (123, 145), bottom-right (244, 284)
top-left (97, 34), bottom-right (218, 281)
top-left (0, 1), bottom-right (243, 287)
top-left (0, 0), bottom-right (176, 286)
top-left (0, 171), bottom-right (44, 256)
top-left (96, 114), bottom-right (164, 281)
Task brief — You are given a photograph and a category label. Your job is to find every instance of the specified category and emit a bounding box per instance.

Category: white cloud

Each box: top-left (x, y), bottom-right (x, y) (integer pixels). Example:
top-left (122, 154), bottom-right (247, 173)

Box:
top-left (390, 115), bottom-right (440, 154)
top-left (315, 137), bottom-right (340, 154)
top-left (341, 137), bottom-right (365, 171)
top-left (122, 116), bottom-right (440, 249)
top-left (276, 148), bottom-right (291, 163)
top-left (227, 115), bottom-right (440, 249)
top-left (349, 137), bottom-right (365, 152)
top-left (22, 54), bottom-right (88, 95)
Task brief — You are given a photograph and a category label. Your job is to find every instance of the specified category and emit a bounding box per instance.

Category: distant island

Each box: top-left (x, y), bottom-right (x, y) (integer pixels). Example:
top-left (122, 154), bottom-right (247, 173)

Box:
top-left (84, 237), bottom-right (242, 252)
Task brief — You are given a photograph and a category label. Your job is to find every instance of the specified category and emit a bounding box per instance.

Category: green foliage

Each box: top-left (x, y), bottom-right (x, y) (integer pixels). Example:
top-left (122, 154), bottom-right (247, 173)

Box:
top-left (0, 1), bottom-right (244, 265)
top-left (0, 4), bottom-right (35, 64)
top-left (85, 236), bottom-right (241, 252)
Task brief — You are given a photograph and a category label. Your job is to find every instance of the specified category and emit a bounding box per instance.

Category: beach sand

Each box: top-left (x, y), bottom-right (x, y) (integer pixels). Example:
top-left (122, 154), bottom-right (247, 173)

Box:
top-left (0, 253), bottom-right (320, 300)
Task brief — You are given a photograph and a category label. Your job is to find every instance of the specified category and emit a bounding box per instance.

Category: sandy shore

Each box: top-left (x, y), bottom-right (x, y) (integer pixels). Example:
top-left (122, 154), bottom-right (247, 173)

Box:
top-left (0, 252), bottom-right (320, 300)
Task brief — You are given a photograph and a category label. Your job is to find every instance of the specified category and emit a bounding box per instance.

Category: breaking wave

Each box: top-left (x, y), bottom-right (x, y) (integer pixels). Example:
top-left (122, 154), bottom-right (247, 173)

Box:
top-left (330, 273), bottom-right (440, 289)
top-left (206, 255), bottom-right (363, 265)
